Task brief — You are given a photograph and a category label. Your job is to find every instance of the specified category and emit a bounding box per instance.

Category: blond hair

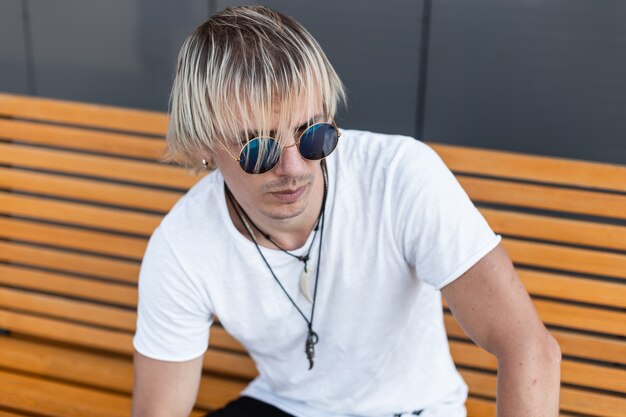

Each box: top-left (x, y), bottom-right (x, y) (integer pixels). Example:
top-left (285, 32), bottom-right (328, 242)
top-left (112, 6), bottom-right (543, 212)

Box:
top-left (161, 5), bottom-right (348, 175)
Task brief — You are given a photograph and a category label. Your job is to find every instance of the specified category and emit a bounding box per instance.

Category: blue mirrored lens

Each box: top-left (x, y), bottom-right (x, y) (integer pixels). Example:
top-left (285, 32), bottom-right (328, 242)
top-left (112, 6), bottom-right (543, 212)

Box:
top-left (298, 123), bottom-right (338, 160)
top-left (239, 137), bottom-right (280, 174)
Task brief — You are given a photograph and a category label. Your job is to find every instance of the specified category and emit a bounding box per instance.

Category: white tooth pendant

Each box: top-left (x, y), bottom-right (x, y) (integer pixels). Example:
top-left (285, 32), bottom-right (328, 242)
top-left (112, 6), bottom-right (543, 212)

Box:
top-left (299, 264), bottom-right (315, 303)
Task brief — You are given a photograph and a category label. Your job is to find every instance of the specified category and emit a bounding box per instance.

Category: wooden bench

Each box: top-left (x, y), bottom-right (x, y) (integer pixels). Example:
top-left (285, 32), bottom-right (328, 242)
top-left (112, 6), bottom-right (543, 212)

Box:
top-left (0, 92), bottom-right (624, 417)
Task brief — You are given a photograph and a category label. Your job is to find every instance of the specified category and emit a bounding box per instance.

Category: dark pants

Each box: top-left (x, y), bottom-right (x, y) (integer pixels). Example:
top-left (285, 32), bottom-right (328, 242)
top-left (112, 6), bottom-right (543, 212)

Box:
top-left (205, 396), bottom-right (295, 417)
top-left (204, 395), bottom-right (424, 417)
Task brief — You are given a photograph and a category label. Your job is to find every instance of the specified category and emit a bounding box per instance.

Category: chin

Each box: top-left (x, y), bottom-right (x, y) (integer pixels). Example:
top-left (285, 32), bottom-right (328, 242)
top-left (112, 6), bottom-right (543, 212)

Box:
top-left (261, 200), bottom-right (309, 221)
top-left (259, 190), bottom-right (311, 220)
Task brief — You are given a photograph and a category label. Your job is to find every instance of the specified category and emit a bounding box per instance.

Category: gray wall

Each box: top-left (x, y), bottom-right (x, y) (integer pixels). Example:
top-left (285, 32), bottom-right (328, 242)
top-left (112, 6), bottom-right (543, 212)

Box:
top-left (1, 0), bottom-right (625, 164)
top-left (0, 0), bottom-right (30, 94)
top-left (2, 0), bottom-right (210, 110)
top-left (423, 0), bottom-right (626, 164)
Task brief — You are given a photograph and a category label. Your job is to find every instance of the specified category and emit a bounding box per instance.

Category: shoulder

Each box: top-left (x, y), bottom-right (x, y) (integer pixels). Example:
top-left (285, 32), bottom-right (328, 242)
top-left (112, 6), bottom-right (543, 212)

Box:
top-left (336, 128), bottom-right (440, 179)
top-left (155, 170), bottom-right (224, 248)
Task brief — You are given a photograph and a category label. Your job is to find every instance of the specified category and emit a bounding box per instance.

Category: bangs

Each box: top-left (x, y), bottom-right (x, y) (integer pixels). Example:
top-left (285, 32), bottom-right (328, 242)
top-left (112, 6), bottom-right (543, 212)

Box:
top-left (206, 19), bottom-right (338, 149)
top-left (221, 78), bottom-right (327, 149)
top-left (163, 5), bottom-right (347, 175)
top-left (221, 81), bottom-right (327, 174)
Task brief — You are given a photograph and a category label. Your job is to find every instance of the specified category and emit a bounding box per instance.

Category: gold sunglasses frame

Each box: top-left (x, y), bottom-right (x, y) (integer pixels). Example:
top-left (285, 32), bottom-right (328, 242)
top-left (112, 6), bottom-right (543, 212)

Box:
top-left (215, 115), bottom-right (341, 172)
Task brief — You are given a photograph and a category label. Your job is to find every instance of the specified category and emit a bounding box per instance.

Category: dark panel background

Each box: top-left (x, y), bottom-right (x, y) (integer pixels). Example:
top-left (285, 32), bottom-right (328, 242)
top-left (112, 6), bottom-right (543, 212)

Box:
top-left (424, 0), bottom-right (626, 164)
top-left (1, 0), bottom-right (624, 164)
top-left (27, 0), bottom-right (209, 110)
top-left (218, 0), bottom-right (425, 138)
top-left (0, 0), bottom-right (29, 94)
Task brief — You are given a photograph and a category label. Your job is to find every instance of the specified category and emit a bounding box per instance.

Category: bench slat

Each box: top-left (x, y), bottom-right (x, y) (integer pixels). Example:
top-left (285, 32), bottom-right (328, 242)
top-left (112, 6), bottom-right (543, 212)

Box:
top-left (2, 275), bottom-right (623, 360)
top-left (532, 299), bottom-right (626, 336)
top-left (0, 282), bottom-right (626, 370)
top-left (0, 368), bottom-right (211, 417)
top-left (432, 142), bottom-right (626, 193)
top-left (8, 300), bottom-right (616, 406)
top-left (4, 278), bottom-right (624, 341)
top-left (3, 303), bottom-right (625, 394)
top-left (466, 397), bottom-right (496, 417)
top-left (5, 167), bottom-right (626, 253)
top-left (5, 142), bottom-right (626, 220)
top-left (0, 213), bottom-right (626, 286)
top-left (0, 410), bottom-right (36, 417)
top-left (467, 399), bottom-right (596, 417)
top-left (0, 166), bottom-right (181, 212)
top-left (0, 310), bottom-right (257, 379)
top-left (0, 339), bottom-right (572, 417)
top-left (0, 266), bottom-right (243, 354)
top-left (459, 176), bottom-right (626, 220)
top-left (503, 238), bottom-right (626, 280)
top-left (0, 264), bottom-right (137, 307)
top-left (0, 93), bottom-right (168, 136)
top-left (445, 314), bottom-right (626, 365)
top-left (6, 292), bottom-right (626, 386)
top-left (0, 309), bottom-right (129, 354)
top-left (444, 296), bottom-right (626, 337)
top-left (0, 368), bottom-right (132, 417)
top-left (2, 261), bottom-right (623, 321)
top-left (208, 325), bottom-right (248, 353)
top-left (0, 336), bottom-right (246, 411)
top-left (0, 192), bottom-right (160, 235)
top-left (0, 241), bottom-right (139, 283)
top-left (518, 268), bottom-right (626, 309)
top-left (0, 328), bottom-right (626, 416)
top-left (4, 226), bottom-right (625, 291)
top-left (0, 221), bottom-right (608, 309)
top-left (0, 217), bottom-right (147, 260)
top-left (0, 289), bottom-right (252, 353)
top-left (0, 142), bottom-right (195, 189)
top-left (465, 398), bottom-right (581, 417)
top-left (2, 198), bottom-right (625, 284)
top-left (2, 94), bottom-right (623, 192)
top-left (560, 360), bottom-right (626, 396)
top-left (0, 118), bottom-right (165, 159)
top-left (4, 235), bottom-right (623, 289)
top-left (0, 287), bottom-right (135, 331)
top-left (482, 208), bottom-right (626, 252)
top-left (548, 329), bottom-right (626, 365)
top-left (450, 340), bottom-right (626, 394)
top-left (461, 368), bottom-right (626, 417)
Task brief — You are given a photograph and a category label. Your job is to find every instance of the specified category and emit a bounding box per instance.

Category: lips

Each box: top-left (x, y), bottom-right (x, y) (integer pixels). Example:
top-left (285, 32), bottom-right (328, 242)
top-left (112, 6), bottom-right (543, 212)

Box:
top-left (274, 187), bottom-right (304, 194)
top-left (270, 185), bottom-right (307, 203)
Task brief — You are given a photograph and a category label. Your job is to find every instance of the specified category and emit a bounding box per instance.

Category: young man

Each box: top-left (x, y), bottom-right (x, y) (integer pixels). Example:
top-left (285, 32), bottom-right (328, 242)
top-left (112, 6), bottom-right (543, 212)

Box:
top-left (131, 5), bottom-right (561, 417)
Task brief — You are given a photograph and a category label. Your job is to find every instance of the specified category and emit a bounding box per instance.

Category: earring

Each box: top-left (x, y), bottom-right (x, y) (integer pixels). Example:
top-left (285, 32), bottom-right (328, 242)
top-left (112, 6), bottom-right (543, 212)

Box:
top-left (201, 159), bottom-right (209, 169)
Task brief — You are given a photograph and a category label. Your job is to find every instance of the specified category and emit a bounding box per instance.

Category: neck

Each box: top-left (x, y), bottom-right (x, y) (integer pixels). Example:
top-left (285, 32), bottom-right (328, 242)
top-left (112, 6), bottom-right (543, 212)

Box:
top-left (225, 165), bottom-right (326, 251)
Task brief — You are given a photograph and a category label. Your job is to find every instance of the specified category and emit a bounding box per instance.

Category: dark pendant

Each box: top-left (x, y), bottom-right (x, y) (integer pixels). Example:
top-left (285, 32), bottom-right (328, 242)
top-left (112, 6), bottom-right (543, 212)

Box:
top-left (305, 330), bottom-right (319, 370)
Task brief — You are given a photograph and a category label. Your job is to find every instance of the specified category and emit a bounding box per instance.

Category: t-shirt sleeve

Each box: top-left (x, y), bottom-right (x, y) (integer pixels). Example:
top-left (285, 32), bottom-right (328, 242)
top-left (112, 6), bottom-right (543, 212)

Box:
top-left (391, 138), bottom-right (502, 291)
top-left (133, 224), bottom-right (214, 361)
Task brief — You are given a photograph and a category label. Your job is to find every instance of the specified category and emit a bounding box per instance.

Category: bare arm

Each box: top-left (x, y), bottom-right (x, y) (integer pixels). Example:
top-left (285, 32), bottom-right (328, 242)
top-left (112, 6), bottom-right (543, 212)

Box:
top-left (131, 350), bottom-right (204, 417)
top-left (440, 243), bottom-right (562, 417)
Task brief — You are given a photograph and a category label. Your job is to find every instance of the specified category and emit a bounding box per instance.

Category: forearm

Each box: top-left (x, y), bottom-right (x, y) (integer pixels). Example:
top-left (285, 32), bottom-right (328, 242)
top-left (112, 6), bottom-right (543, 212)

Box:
top-left (495, 342), bottom-right (561, 417)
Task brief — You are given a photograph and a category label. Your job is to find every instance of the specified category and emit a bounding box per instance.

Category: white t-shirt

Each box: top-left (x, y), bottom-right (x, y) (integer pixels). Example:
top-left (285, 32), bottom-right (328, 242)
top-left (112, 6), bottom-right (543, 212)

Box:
top-left (133, 129), bottom-right (502, 417)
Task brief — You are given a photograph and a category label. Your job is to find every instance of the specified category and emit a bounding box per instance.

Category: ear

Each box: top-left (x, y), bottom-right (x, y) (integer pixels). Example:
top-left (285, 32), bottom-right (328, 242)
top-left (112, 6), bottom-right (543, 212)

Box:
top-left (201, 153), bottom-right (216, 170)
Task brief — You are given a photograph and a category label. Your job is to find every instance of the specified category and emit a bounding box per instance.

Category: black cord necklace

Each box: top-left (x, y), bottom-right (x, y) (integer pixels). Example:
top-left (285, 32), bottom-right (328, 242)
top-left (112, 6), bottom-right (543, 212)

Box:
top-left (225, 187), bottom-right (324, 303)
top-left (224, 160), bottom-right (328, 369)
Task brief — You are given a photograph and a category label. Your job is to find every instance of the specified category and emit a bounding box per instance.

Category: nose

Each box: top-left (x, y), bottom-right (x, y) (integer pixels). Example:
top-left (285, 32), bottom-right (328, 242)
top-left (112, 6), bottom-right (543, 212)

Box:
top-left (270, 137), bottom-right (309, 177)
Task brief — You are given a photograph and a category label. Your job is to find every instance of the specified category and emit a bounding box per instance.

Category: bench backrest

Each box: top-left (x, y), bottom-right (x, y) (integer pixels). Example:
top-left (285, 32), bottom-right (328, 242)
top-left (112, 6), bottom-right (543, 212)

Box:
top-left (0, 93), bottom-right (624, 417)
top-left (431, 142), bottom-right (626, 417)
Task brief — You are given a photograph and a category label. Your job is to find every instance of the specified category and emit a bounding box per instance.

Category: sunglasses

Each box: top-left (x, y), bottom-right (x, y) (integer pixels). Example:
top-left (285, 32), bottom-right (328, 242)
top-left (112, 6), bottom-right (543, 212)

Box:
top-left (217, 116), bottom-right (341, 174)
